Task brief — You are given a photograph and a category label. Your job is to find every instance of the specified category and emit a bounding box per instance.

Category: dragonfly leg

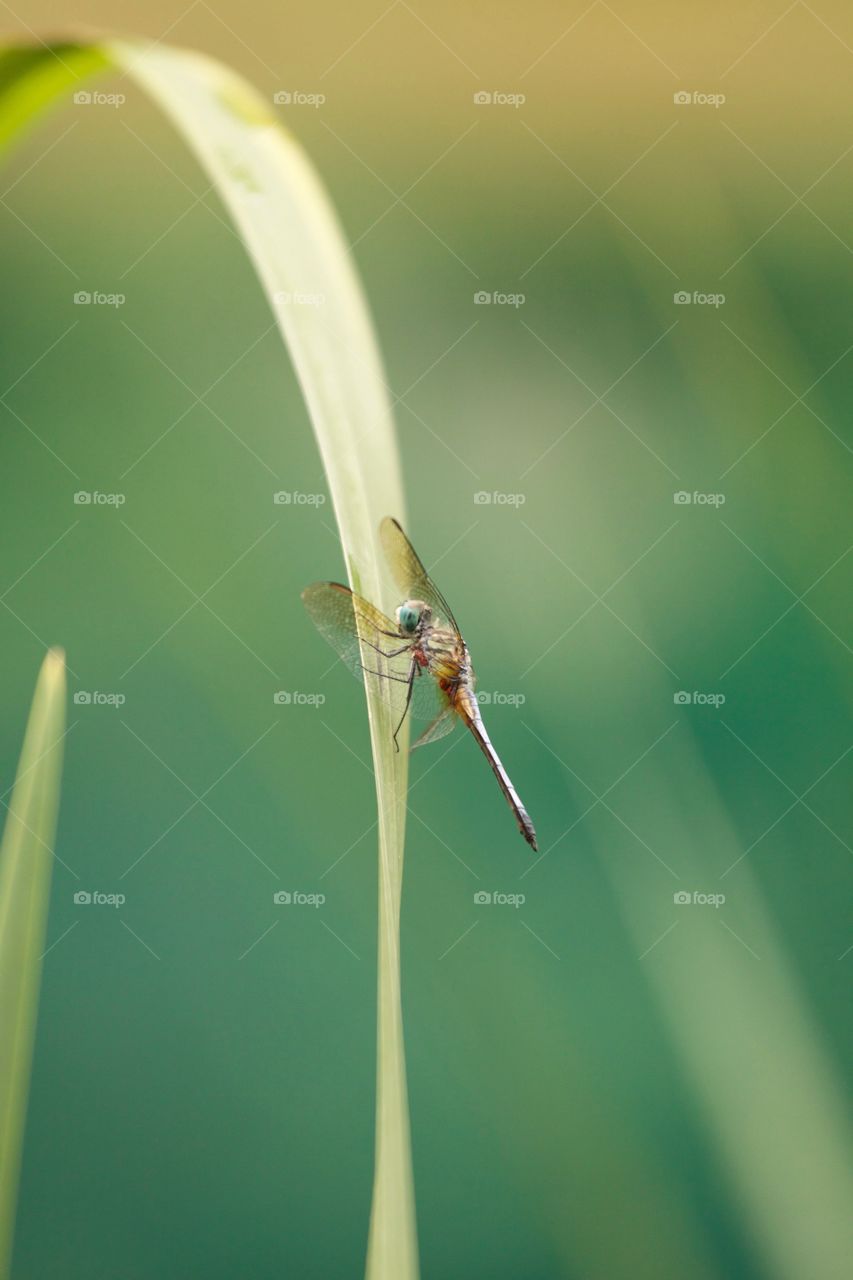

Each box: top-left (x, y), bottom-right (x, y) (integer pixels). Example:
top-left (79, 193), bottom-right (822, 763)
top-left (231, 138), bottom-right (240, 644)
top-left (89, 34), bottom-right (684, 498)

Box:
top-left (392, 658), bottom-right (418, 753)
top-left (360, 637), bottom-right (411, 659)
top-left (359, 664), bottom-right (410, 683)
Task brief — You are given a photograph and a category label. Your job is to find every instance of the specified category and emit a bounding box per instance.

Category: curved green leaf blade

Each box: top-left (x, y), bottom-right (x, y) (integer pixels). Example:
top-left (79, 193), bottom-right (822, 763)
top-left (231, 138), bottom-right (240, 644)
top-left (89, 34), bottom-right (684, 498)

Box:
top-left (0, 648), bottom-right (66, 1279)
top-left (0, 41), bottom-right (417, 1279)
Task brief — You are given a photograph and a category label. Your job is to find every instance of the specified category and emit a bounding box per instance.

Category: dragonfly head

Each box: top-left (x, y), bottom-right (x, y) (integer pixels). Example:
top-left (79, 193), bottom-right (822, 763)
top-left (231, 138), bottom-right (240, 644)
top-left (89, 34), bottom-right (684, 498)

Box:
top-left (396, 599), bottom-right (430, 636)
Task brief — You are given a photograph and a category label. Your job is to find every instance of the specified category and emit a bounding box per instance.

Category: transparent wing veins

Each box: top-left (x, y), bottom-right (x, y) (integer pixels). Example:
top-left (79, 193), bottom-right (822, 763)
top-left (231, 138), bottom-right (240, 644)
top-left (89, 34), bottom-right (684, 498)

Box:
top-left (302, 581), bottom-right (450, 723)
top-left (380, 516), bottom-right (460, 632)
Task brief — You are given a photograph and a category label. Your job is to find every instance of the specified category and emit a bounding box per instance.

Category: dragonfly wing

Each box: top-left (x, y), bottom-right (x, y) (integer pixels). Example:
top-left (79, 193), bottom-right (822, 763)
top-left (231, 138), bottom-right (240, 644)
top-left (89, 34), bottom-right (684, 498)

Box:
top-left (411, 706), bottom-right (457, 750)
top-left (380, 516), bottom-right (460, 632)
top-left (302, 581), bottom-right (446, 722)
top-left (407, 663), bottom-right (457, 724)
top-left (302, 581), bottom-right (412, 690)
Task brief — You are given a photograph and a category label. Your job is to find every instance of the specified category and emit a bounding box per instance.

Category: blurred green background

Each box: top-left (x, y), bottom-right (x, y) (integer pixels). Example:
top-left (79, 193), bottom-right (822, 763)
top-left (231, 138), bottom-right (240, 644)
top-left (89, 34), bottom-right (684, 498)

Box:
top-left (1, 2), bottom-right (852, 1277)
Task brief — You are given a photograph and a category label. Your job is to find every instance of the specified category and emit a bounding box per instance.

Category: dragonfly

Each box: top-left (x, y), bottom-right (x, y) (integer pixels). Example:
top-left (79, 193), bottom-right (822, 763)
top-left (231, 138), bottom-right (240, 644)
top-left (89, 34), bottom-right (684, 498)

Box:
top-left (302, 517), bottom-right (537, 851)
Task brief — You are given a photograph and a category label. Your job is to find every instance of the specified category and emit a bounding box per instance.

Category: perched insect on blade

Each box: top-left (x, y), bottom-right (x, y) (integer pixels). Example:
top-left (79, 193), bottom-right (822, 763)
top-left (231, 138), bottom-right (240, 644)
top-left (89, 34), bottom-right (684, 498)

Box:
top-left (302, 517), bottom-right (537, 851)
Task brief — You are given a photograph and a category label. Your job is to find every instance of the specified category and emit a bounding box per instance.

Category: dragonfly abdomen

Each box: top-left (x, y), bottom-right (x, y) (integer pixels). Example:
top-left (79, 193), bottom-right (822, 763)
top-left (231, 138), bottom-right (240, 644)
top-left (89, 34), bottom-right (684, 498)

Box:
top-left (464, 711), bottom-right (538, 851)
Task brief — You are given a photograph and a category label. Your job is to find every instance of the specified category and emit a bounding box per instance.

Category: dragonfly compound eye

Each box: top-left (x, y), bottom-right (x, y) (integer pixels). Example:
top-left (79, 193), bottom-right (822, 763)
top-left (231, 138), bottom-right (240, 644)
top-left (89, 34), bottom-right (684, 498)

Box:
top-left (397, 604), bottom-right (420, 634)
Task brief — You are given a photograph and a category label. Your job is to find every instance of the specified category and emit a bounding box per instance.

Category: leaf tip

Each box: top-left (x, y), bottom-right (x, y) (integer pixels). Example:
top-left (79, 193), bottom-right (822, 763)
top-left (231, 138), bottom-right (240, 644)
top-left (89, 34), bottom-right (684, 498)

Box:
top-left (42, 646), bottom-right (66, 689)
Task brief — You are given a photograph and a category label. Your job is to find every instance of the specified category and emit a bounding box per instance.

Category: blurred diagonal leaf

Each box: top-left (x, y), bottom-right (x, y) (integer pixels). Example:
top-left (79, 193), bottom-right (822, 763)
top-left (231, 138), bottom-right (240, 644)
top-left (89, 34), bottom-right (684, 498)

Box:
top-left (0, 648), bottom-right (66, 1279)
top-left (0, 39), bottom-right (416, 1280)
top-left (0, 45), bottom-right (108, 152)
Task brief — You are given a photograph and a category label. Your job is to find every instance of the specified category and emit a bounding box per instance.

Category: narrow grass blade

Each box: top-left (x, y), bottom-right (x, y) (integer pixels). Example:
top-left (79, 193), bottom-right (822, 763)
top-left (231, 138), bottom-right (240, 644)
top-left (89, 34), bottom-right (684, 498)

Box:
top-left (0, 42), bottom-right (417, 1278)
top-left (0, 648), bottom-right (66, 1279)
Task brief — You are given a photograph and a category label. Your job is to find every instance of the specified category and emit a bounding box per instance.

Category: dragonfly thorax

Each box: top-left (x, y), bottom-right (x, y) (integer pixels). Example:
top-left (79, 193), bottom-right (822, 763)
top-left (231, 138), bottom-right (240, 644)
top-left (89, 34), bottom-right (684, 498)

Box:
top-left (396, 599), bottom-right (431, 636)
